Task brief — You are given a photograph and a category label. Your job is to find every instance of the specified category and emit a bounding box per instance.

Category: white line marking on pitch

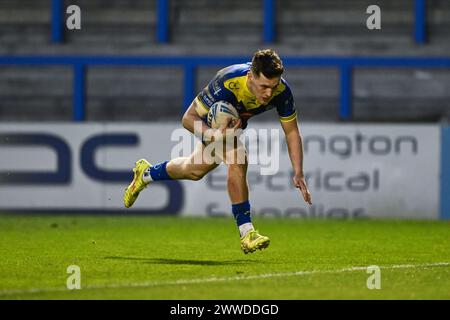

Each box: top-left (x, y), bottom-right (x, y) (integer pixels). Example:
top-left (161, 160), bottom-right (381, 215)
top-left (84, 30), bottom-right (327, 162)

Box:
top-left (0, 261), bottom-right (449, 297)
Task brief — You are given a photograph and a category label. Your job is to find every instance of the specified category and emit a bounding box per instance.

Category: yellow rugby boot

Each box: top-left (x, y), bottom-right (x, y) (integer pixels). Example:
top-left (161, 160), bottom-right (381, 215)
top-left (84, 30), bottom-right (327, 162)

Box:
top-left (240, 230), bottom-right (270, 254)
top-left (123, 159), bottom-right (151, 208)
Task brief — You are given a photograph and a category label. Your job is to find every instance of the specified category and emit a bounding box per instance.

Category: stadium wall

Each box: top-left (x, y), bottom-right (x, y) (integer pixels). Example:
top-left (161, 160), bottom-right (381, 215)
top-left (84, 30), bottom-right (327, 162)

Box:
top-left (0, 122), bottom-right (447, 220)
top-left (441, 126), bottom-right (450, 220)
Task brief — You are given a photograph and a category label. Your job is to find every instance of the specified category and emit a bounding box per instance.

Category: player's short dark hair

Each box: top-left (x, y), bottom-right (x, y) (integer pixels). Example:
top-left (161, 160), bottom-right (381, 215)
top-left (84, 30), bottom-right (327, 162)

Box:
top-left (251, 49), bottom-right (284, 79)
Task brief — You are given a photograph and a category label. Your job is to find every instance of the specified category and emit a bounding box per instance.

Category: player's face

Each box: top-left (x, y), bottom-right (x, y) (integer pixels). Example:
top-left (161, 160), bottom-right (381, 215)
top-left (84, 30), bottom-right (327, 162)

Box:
top-left (248, 72), bottom-right (281, 104)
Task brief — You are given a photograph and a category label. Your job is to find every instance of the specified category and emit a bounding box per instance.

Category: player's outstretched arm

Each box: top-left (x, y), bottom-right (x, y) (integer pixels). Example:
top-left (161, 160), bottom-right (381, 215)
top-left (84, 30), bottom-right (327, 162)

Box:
top-left (280, 119), bottom-right (312, 205)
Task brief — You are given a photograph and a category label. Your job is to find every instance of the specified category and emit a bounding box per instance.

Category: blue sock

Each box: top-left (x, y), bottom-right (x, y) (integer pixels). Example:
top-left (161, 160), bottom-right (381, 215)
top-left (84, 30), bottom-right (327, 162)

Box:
top-left (147, 161), bottom-right (172, 181)
top-left (232, 200), bottom-right (252, 227)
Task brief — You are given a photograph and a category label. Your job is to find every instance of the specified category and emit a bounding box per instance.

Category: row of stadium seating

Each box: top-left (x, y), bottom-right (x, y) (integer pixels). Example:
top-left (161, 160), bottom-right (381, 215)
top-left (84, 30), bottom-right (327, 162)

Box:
top-left (0, 0), bottom-right (449, 122)
top-left (2, 0), bottom-right (450, 54)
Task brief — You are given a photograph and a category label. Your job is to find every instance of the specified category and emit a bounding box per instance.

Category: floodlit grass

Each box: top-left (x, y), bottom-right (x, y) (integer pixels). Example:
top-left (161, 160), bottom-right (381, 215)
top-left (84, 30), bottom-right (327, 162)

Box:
top-left (0, 214), bottom-right (449, 299)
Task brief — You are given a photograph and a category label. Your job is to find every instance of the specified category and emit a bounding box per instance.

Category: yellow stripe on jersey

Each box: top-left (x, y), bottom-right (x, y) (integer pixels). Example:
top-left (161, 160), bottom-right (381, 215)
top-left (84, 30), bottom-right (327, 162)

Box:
top-left (279, 111), bottom-right (297, 122)
top-left (194, 96), bottom-right (209, 117)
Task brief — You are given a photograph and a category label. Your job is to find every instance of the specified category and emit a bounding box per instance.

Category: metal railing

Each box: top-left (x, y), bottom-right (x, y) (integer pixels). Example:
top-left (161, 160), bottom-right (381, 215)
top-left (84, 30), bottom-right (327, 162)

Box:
top-left (1, 55), bottom-right (449, 121)
top-left (51, 0), bottom-right (428, 44)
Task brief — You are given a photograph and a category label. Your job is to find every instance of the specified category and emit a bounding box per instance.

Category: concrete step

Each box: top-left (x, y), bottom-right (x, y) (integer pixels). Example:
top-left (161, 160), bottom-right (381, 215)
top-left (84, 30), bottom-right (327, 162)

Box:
top-left (87, 66), bottom-right (183, 98)
top-left (87, 97), bottom-right (183, 121)
top-left (0, 0), bottom-right (448, 49)
top-left (354, 69), bottom-right (450, 98)
top-left (0, 66), bottom-right (72, 96)
top-left (2, 39), bottom-right (450, 56)
top-left (0, 98), bottom-right (72, 121)
top-left (354, 98), bottom-right (450, 122)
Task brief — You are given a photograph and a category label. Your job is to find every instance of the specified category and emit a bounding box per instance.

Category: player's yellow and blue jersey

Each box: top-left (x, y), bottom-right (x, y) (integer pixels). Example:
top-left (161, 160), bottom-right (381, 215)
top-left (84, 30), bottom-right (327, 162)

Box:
top-left (195, 63), bottom-right (297, 129)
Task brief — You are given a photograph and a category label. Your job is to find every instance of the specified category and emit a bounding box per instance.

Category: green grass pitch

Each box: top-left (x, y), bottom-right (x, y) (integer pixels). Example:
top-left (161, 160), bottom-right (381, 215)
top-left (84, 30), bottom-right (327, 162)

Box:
top-left (0, 214), bottom-right (449, 300)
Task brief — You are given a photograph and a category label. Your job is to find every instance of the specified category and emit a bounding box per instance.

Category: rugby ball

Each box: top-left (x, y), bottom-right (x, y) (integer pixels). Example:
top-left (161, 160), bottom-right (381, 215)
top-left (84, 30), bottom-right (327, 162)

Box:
top-left (207, 101), bottom-right (240, 129)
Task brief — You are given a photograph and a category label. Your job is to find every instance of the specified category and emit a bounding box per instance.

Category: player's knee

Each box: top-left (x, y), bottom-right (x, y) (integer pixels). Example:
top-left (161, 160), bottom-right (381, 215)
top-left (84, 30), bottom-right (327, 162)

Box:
top-left (189, 169), bottom-right (207, 181)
